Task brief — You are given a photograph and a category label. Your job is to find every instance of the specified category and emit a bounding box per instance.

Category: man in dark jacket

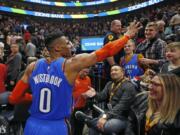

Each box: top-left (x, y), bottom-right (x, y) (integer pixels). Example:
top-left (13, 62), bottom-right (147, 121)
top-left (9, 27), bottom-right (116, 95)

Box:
top-left (77, 65), bottom-right (137, 134)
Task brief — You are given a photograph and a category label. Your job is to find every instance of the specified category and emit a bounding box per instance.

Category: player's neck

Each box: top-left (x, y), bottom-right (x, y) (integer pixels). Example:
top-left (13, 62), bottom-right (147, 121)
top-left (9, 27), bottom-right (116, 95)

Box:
top-left (47, 53), bottom-right (62, 63)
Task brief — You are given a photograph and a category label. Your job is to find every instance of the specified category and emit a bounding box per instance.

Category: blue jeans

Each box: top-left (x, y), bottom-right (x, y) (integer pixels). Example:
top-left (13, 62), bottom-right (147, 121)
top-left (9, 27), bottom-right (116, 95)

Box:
top-left (89, 118), bottom-right (127, 135)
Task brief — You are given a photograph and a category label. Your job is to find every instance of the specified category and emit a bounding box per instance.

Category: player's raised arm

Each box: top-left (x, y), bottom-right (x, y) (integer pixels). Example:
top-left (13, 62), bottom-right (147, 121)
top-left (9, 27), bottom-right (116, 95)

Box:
top-left (69, 21), bottom-right (141, 72)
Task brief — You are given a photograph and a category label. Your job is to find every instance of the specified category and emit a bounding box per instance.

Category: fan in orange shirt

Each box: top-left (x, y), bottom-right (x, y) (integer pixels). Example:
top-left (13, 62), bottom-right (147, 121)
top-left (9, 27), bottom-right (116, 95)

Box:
top-left (71, 68), bottom-right (92, 135)
top-left (73, 68), bottom-right (91, 109)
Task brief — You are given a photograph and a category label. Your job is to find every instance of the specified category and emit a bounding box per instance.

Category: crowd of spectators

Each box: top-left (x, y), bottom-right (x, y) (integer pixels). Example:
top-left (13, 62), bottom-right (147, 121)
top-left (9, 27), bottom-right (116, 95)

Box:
top-left (0, 0), bottom-right (179, 134)
top-left (0, 0), bottom-right (179, 94)
top-left (0, 0), bottom-right (179, 51)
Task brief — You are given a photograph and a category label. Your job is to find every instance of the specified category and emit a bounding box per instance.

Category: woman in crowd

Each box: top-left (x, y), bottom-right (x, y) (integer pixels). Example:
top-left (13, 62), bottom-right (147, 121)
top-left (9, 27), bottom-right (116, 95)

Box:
top-left (125, 73), bottom-right (180, 135)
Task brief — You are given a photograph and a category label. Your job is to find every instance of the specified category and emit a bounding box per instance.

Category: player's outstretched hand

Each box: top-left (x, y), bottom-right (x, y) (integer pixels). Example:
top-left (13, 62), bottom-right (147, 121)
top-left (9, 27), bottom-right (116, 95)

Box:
top-left (125, 20), bottom-right (142, 38)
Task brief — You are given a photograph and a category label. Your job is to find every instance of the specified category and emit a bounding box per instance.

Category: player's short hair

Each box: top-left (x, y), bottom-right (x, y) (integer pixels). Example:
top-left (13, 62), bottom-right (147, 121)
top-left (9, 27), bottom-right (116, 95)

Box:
top-left (45, 31), bottom-right (64, 51)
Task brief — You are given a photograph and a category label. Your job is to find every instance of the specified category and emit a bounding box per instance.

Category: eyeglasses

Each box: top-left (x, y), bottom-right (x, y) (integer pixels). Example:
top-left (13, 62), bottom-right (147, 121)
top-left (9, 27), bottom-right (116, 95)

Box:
top-left (149, 80), bottom-right (162, 87)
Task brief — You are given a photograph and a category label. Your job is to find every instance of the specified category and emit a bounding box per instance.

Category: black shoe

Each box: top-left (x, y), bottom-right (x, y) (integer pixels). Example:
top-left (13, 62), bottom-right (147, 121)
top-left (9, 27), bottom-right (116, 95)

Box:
top-left (75, 111), bottom-right (92, 122)
top-left (75, 111), bottom-right (92, 124)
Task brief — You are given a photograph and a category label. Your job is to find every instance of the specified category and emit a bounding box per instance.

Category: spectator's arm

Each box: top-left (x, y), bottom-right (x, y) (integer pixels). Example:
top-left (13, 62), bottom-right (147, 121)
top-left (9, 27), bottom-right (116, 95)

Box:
top-left (95, 82), bottom-right (112, 102)
top-left (156, 41), bottom-right (167, 66)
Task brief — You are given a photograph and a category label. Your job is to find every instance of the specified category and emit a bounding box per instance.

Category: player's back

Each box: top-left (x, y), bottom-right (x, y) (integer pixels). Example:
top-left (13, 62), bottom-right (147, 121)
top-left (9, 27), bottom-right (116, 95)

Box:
top-left (29, 58), bottom-right (73, 120)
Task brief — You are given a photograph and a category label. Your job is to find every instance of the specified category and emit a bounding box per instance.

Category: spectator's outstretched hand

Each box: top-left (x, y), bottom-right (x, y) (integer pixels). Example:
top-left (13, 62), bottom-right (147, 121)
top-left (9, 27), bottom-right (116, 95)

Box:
top-left (82, 86), bottom-right (96, 98)
top-left (125, 20), bottom-right (142, 38)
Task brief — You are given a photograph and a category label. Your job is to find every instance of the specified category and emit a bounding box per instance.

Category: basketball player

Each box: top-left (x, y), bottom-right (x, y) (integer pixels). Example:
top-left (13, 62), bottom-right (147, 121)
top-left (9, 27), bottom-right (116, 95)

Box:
top-left (8, 21), bottom-right (140, 135)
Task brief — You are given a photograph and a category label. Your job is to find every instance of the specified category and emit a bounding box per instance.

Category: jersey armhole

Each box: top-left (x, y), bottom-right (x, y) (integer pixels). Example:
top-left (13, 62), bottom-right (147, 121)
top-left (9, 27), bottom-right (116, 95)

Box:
top-left (62, 59), bottom-right (67, 72)
top-left (32, 61), bottom-right (38, 72)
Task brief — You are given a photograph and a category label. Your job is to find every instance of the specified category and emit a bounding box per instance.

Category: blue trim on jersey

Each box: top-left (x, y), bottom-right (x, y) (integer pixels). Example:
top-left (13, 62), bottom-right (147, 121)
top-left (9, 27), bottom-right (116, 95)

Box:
top-left (122, 54), bottom-right (144, 79)
top-left (29, 58), bottom-right (73, 120)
